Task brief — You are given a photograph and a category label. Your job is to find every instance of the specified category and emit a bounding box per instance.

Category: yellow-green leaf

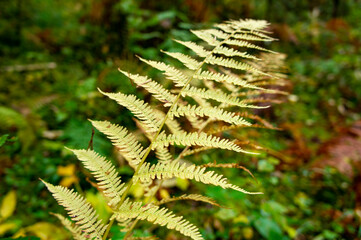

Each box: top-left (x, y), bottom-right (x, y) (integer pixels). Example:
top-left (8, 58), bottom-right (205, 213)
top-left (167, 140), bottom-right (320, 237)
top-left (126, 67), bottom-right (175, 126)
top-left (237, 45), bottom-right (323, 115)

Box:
top-left (0, 222), bottom-right (17, 235)
top-left (0, 190), bottom-right (16, 220)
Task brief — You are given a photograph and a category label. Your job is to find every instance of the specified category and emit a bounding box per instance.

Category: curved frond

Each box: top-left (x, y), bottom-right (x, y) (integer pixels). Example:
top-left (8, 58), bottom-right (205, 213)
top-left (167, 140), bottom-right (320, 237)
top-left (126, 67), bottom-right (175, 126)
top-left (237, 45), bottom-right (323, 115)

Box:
top-left (191, 30), bottom-right (220, 46)
top-left (214, 45), bottom-right (259, 60)
top-left (154, 110), bottom-right (185, 134)
top-left (134, 161), bottom-right (262, 195)
top-left (157, 194), bottom-right (223, 208)
top-left (153, 131), bottom-right (251, 153)
top-left (51, 213), bottom-right (87, 240)
top-left (119, 69), bottom-right (176, 107)
top-left (180, 85), bottom-right (266, 109)
top-left (138, 57), bottom-right (189, 87)
top-left (114, 199), bottom-right (203, 240)
top-left (174, 40), bottom-right (210, 58)
top-left (169, 104), bottom-right (251, 126)
top-left (205, 55), bottom-right (266, 75)
top-left (91, 120), bottom-right (145, 168)
top-left (224, 39), bottom-right (276, 53)
top-left (42, 181), bottom-right (107, 240)
top-left (195, 70), bottom-right (260, 89)
top-left (155, 146), bottom-right (173, 163)
top-left (161, 51), bottom-right (201, 70)
top-left (99, 90), bottom-right (159, 133)
top-left (69, 149), bottom-right (125, 207)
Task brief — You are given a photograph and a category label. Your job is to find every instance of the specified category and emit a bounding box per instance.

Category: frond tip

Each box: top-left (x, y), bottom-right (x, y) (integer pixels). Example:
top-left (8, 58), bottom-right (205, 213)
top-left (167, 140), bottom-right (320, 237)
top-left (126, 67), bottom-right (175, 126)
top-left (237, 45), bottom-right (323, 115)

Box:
top-left (42, 180), bottom-right (107, 240)
top-left (115, 198), bottom-right (203, 240)
top-left (51, 213), bottom-right (86, 240)
top-left (134, 161), bottom-right (262, 195)
top-left (68, 148), bottom-right (126, 207)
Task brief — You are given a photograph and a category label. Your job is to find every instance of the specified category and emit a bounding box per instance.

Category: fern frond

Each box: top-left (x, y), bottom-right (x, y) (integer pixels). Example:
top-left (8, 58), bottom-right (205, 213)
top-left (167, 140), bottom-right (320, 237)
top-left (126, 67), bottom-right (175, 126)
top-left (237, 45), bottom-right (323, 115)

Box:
top-left (191, 30), bottom-right (220, 46)
top-left (69, 149), bottom-right (126, 207)
top-left (214, 45), bottom-right (259, 60)
top-left (224, 39), bottom-right (275, 53)
top-left (181, 146), bottom-right (216, 157)
top-left (180, 85), bottom-right (266, 109)
top-left (91, 120), bottom-right (145, 168)
top-left (154, 110), bottom-right (185, 134)
top-left (114, 199), bottom-right (203, 240)
top-left (169, 104), bottom-right (251, 126)
top-left (161, 51), bottom-right (201, 70)
top-left (117, 217), bottom-right (133, 232)
top-left (155, 146), bottom-right (173, 163)
top-left (205, 55), bottom-right (265, 75)
top-left (42, 181), bottom-right (107, 239)
top-left (203, 29), bottom-right (229, 39)
top-left (157, 194), bottom-right (223, 208)
top-left (153, 131), bottom-right (250, 153)
top-left (138, 57), bottom-right (189, 87)
top-left (204, 28), bottom-right (273, 42)
top-left (227, 19), bottom-right (270, 31)
top-left (200, 163), bottom-right (256, 182)
top-left (173, 40), bottom-right (210, 58)
top-left (51, 213), bottom-right (87, 240)
top-left (195, 70), bottom-right (260, 89)
top-left (134, 161), bottom-right (262, 195)
top-left (99, 90), bottom-right (160, 133)
top-left (119, 70), bottom-right (176, 107)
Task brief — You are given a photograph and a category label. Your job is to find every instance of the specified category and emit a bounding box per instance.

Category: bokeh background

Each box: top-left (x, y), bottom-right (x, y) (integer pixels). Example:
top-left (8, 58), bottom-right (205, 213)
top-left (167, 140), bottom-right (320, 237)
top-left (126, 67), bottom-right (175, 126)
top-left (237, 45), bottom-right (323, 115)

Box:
top-left (1, 0), bottom-right (361, 239)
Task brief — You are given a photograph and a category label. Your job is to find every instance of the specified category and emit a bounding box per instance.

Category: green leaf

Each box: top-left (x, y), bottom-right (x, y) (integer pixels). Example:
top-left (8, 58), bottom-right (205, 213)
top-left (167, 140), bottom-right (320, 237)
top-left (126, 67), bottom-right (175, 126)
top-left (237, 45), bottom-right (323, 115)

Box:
top-left (0, 134), bottom-right (9, 148)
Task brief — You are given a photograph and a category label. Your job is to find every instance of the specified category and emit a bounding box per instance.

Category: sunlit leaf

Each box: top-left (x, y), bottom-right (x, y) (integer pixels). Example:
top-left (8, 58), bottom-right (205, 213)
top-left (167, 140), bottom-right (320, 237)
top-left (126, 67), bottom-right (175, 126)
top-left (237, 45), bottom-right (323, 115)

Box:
top-left (0, 190), bottom-right (16, 220)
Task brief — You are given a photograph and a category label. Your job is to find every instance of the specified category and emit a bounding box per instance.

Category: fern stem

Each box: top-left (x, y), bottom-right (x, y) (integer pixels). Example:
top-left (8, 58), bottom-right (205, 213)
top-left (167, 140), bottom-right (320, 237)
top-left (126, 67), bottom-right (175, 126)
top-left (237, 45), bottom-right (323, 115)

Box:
top-left (123, 119), bottom-right (213, 239)
top-left (103, 26), bottom-right (238, 240)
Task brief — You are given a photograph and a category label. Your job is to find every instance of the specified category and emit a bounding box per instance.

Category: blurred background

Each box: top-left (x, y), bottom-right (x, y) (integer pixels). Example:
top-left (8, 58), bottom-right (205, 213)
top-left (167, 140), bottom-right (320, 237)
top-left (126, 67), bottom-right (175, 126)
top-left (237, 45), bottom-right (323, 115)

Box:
top-left (1, 0), bottom-right (361, 239)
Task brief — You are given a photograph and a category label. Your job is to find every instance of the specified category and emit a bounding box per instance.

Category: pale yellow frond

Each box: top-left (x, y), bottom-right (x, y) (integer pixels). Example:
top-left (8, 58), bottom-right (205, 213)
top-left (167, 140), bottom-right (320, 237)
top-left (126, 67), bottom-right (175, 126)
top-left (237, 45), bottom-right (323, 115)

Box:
top-left (227, 19), bottom-right (270, 31)
top-left (181, 146), bottom-right (216, 157)
top-left (157, 194), bottom-right (223, 208)
top-left (119, 69), bottom-right (176, 107)
top-left (114, 199), bottom-right (203, 240)
top-left (51, 213), bottom-right (87, 240)
top-left (91, 120), bottom-right (145, 169)
top-left (152, 132), bottom-right (251, 153)
top-left (134, 161), bottom-right (262, 195)
top-left (69, 149), bottom-right (125, 207)
top-left (155, 146), bottom-right (173, 163)
top-left (138, 57), bottom-right (189, 87)
top-left (195, 70), bottom-right (260, 89)
top-left (214, 45), bottom-right (259, 60)
top-left (224, 39), bottom-right (276, 53)
top-left (205, 28), bottom-right (273, 41)
top-left (99, 90), bottom-right (160, 133)
top-left (190, 30), bottom-right (220, 46)
top-left (205, 55), bottom-right (266, 75)
top-left (203, 29), bottom-right (229, 39)
top-left (169, 104), bottom-right (251, 126)
top-left (154, 109), bottom-right (185, 134)
top-left (180, 85), bottom-right (266, 109)
top-left (42, 181), bottom-right (107, 240)
top-left (161, 51), bottom-right (201, 70)
top-left (173, 40), bottom-right (210, 58)
top-left (232, 33), bottom-right (274, 41)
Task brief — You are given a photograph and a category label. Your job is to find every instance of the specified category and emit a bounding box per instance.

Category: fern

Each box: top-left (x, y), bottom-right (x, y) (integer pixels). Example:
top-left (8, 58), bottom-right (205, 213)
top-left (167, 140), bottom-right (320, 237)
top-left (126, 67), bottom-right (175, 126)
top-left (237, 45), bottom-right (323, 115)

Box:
top-left (42, 181), bottom-right (107, 239)
top-left (134, 161), bottom-right (262, 194)
top-left (44, 18), bottom-right (288, 240)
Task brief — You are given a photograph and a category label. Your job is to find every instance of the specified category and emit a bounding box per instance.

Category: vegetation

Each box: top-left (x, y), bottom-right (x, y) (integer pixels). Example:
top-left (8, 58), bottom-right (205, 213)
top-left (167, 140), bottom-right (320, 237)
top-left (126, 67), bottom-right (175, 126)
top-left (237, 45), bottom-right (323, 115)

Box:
top-left (1, 0), bottom-right (361, 239)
